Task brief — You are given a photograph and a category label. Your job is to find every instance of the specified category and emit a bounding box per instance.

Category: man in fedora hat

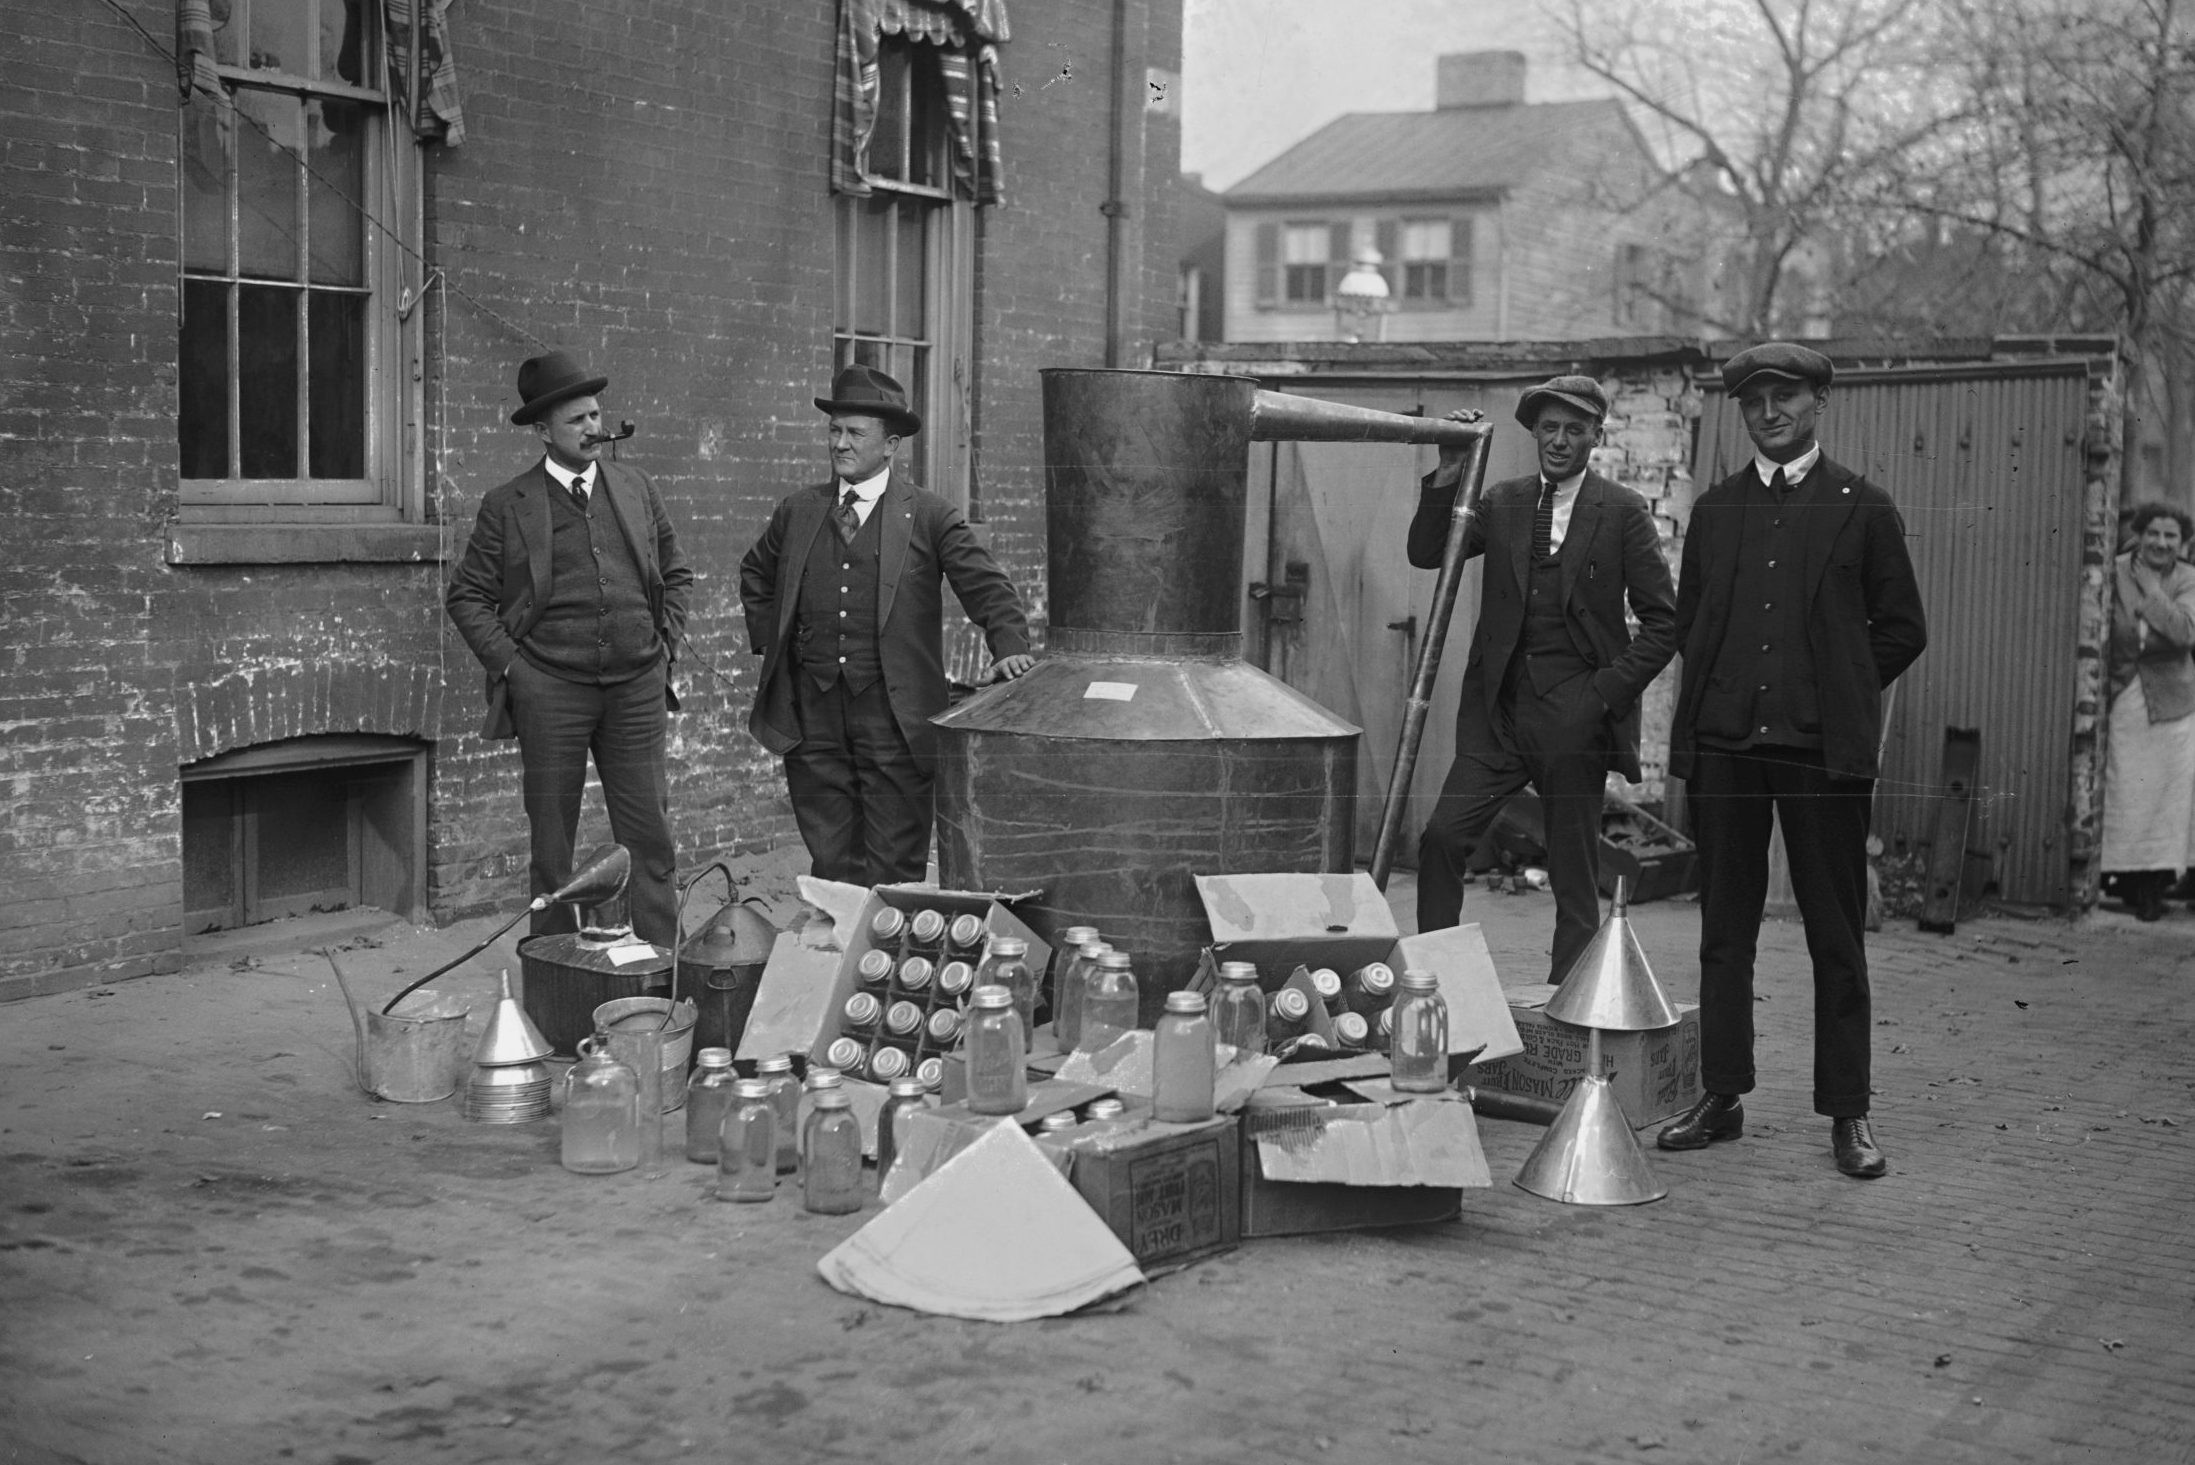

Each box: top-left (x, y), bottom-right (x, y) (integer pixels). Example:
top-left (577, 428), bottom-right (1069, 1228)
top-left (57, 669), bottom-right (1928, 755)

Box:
top-left (1407, 375), bottom-right (1678, 982)
top-left (739, 363), bottom-right (1034, 885)
top-left (1656, 342), bottom-right (1925, 1179)
top-left (446, 350), bottom-right (692, 945)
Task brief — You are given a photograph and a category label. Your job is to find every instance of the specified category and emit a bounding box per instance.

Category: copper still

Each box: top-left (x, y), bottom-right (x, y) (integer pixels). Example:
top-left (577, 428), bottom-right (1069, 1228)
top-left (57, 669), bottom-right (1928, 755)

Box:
top-left (933, 368), bottom-right (1484, 1019)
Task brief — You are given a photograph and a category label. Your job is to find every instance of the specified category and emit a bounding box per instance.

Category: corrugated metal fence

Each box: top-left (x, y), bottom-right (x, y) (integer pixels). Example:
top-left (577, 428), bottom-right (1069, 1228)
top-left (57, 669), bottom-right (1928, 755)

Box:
top-left (1697, 360), bottom-right (2094, 906)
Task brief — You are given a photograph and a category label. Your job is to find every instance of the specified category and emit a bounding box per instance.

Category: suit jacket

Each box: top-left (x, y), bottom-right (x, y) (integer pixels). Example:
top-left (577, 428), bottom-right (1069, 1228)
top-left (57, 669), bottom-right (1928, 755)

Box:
top-left (1409, 468), bottom-right (1678, 781)
top-left (445, 458), bottom-right (694, 739)
top-left (1669, 454), bottom-right (1927, 782)
top-left (739, 477), bottom-right (1030, 767)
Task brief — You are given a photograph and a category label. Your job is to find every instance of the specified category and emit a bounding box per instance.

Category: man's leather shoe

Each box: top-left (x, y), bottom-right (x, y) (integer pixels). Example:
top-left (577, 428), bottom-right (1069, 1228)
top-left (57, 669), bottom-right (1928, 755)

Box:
top-left (1832, 1116), bottom-right (1889, 1178)
top-left (1657, 1092), bottom-right (1743, 1150)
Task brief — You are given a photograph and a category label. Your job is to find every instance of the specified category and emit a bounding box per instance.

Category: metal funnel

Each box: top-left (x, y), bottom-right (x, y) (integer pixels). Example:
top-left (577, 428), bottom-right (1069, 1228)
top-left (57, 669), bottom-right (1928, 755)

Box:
top-left (1543, 877), bottom-right (1679, 1032)
top-left (550, 844), bottom-right (631, 910)
top-left (472, 969), bottom-right (554, 1067)
top-left (1512, 1073), bottom-right (1667, 1205)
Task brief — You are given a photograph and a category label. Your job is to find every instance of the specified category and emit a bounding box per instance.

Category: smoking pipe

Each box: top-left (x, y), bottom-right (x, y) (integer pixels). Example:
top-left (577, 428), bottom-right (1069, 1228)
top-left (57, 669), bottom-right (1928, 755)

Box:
top-left (581, 419), bottom-right (636, 448)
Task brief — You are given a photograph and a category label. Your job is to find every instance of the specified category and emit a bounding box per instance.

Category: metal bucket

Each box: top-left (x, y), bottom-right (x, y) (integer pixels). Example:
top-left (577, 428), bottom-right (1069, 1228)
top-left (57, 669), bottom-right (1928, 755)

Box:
top-left (592, 996), bottom-right (698, 1113)
top-left (361, 999), bottom-right (472, 1103)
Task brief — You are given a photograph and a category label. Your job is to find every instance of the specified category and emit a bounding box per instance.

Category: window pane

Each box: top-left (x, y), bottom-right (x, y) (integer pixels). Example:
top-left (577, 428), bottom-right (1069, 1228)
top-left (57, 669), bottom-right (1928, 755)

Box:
top-left (852, 195), bottom-right (892, 336)
top-left (894, 202), bottom-right (927, 340)
top-left (238, 284), bottom-right (300, 477)
top-left (871, 46), bottom-right (909, 182)
top-left (1283, 226), bottom-right (1329, 265)
top-left (250, 0), bottom-right (311, 74)
top-left (182, 92), bottom-right (231, 274)
top-left (322, 0), bottom-right (368, 85)
top-left (901, 348), bottom-right (927, 486)
top-left (306, 98), bottom-right (365, 285)
top-left (236, 89), bottom-right (302, 280)
top-left (308, 292), bottom-right (365, 478)
top-left (180, 280), bottom-right (231, 479)
top-left (907, 49), bottom-right (942, 189)
top-left (1403, 220), bottom-right (1451, 260)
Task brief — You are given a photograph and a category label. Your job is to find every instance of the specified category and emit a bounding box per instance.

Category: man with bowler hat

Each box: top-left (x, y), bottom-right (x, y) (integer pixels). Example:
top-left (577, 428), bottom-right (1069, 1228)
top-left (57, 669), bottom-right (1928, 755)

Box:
top-left (1655, 342), bottom-right (1927, 1179)
top-left (740, 364), bottom-right (1034, 885)
top-left (1408, 375), bottom-right (1678, 981)
top-left (446, 351), bottom-right (692, 946)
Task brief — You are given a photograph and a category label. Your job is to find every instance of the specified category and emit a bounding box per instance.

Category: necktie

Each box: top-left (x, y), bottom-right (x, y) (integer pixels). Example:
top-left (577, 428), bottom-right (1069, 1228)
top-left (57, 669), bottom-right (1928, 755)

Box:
top-left (1769, 467), bottom-right (1789, 495)
top-left (1533, 480), bottom-right (1557, 561)
top-left (567, 470), bottom-right (589, 511)
top-left (835, 488), bottom-right (861, 546)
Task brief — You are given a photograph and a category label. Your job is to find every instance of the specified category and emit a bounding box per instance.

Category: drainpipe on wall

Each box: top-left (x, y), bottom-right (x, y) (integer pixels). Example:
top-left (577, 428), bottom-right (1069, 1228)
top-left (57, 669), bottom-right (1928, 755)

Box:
top-left (1103, 0), bottom-right (1148, 368)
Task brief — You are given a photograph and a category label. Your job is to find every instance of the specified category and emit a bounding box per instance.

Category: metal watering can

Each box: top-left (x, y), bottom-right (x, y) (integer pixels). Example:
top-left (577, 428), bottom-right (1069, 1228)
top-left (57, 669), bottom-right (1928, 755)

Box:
top-left (673, 868), bottom-right (780, 1057)
top-left (324, 947), bottom-right (472, 1104)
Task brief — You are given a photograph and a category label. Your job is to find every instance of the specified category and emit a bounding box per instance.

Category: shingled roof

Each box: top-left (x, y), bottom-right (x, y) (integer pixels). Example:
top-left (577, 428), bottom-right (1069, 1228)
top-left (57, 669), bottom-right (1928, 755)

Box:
top-left (1224, 99), bottom-right (1636, 204)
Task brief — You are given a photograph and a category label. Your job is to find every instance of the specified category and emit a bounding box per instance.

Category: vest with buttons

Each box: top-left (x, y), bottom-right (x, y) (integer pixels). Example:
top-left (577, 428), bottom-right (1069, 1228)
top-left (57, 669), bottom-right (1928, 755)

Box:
top-left (1517, 501), bottom-right (1589, 696)
top-left (521, 472), bottom-right (662, 685)
top-left (797, 493), bottom-right (885, 693)
top-left (1695, 467), bottom-right (1823, 749)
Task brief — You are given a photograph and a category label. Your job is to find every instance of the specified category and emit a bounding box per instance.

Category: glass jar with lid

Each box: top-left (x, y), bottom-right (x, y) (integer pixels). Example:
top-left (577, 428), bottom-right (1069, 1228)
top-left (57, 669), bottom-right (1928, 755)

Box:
top-left (964, 984), bottom-right (1029, 1115)
top-left (717, 1077), bottom-right (778, 1202)
top-left (1389, 968), bottom-right (1449, 1093)
top-left (682, 1047), bottom-right (739, 1164)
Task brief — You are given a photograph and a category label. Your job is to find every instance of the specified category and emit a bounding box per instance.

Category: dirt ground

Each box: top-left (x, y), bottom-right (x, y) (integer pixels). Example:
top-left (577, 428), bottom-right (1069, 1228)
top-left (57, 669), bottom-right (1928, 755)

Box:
top-left (3, 858), bottom-right (2192, 1465)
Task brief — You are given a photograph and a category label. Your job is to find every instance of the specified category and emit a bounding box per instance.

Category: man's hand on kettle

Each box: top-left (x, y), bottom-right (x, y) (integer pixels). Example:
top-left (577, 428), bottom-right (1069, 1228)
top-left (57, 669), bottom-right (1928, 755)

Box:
top-left (990, 654), bottom-right (1037, 681)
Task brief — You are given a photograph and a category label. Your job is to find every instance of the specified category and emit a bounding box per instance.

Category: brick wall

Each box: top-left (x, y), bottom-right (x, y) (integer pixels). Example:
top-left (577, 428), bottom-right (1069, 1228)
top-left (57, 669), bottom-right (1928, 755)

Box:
top-left (1, 0), bottom-right (1181, 994)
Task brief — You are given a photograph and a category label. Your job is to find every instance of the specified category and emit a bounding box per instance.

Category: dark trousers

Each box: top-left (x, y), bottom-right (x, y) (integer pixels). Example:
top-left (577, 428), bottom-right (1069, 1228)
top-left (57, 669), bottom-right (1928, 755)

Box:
top-left (1689, 746), bottom-right (1874, 1118)
top-left (1418, 668), bottom-right (1609, 983)
top-left (785, 673), bottom-right (930, 886)
top-left (506, 658), bottom-right (678, 947)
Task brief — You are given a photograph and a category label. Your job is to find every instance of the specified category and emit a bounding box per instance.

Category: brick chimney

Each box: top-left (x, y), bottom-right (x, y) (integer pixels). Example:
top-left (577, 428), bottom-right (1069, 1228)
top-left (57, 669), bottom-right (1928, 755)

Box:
top-left (1436, 51), bottom-right (1527, 109)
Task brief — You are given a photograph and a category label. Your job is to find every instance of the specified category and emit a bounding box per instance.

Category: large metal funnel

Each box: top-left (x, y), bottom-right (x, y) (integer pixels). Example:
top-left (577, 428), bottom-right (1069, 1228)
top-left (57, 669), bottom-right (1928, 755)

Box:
top-left (1512, 1073), bottom-right (1668, 1205)
top-left (935, 369), bottom-right (1483, 1020)
top-left (1543, 878), bottom-right (1679, 1032)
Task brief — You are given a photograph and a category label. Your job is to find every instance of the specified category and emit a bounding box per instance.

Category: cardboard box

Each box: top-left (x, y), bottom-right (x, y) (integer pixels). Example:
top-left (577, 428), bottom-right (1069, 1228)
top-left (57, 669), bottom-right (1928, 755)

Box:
top-left (876, 1080), bottom-right (1110, 1205)
top-left (1237, 1089), bottom-right (1490, 1238)
top-left (1066, 1115), bottom-right (1241, 1270)
top-left (736, 884), bottom-right (1052, 1071)
top-left (1189, 872), bottom-right (1523, 1065)
top-left (1467, 983), bottom-right (1701, 1127)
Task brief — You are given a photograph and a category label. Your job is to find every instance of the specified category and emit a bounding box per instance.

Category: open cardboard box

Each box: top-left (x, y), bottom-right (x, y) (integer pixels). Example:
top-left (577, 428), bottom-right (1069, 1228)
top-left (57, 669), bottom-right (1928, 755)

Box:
top-left (1467, 982), bottom-right (1702, 1127)
top-left (1237, 1085), bottom-right (1490, 1236)
top-left (877, 1078), bottom-right (1114, 1205)
top-left (736, 884), bottom-right (1052, 1072)
top-left (1187, 872), bottom-right (1523, 1065)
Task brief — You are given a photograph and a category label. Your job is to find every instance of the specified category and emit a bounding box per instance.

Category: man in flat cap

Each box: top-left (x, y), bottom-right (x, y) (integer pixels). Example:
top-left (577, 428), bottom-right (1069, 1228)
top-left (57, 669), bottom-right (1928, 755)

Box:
top-left (1657, 342), bottom-right (1927, 1179)
top-left (740, 364), bottom-right (1034, 886)
top-left (446, 350), bottom-right (692, 947)
top-left (1408, 375), bottom-right (1678, 981)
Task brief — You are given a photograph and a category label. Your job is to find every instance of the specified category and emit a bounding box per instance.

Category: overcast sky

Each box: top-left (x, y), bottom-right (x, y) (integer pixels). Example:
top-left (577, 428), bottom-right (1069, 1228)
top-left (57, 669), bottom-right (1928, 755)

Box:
top-left (1180, 0), bottom-right (1610, 191)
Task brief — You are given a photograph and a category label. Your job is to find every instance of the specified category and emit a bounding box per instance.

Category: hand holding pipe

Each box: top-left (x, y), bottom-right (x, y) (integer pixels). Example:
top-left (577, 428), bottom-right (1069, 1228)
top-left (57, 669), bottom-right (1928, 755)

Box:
top-left (378, 845), bottom-right (633, 1015)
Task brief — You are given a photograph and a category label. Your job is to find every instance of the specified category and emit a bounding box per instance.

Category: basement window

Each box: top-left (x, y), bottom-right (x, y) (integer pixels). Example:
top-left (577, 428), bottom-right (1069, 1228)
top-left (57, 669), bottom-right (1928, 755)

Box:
top-left (180, 734), bottom-right (427, 935)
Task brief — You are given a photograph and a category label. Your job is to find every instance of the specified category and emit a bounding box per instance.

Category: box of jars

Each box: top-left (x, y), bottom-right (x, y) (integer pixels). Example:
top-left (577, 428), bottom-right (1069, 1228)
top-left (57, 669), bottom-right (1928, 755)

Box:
top-left (737, 886), bottom-right (1051, 1087)
top-left (1064, 1113), bottom-right (1241, 1269)
top-left (877, 1080), bottom-right (1117, 1205)
top-left (1187, 873), bottom-right (1523, 1065)
top-left (1236, 1086), bottom-right (1489, 1238)
top-left (1467, 983), bottom-right (1701, 1127)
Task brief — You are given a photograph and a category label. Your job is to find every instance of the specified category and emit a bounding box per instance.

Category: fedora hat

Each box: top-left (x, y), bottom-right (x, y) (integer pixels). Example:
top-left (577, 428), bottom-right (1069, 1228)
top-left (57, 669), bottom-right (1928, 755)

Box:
top-left (815, 364), bottom-right (922, 436)
top-left (510, 350), bottom-right (609, 425)
top-left (1514, 374), bottom-right (1610, 428)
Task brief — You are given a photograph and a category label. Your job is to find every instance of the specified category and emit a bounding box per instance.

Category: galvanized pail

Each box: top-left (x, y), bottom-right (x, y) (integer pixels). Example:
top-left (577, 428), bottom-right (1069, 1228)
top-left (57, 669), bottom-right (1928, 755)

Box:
top-left (361, 998), bottom-right (472, 1104)
top-left (592, 996), bottom-right (698, 1113)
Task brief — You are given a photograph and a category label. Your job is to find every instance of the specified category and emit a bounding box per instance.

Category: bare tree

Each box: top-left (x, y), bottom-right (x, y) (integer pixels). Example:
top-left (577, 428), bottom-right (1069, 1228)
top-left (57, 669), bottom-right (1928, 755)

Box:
top-left (1558, 0), bottom-right (1966, 336)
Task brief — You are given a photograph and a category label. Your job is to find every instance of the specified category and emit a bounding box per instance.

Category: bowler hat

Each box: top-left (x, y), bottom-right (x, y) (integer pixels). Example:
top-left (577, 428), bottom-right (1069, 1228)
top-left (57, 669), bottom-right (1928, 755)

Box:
top-left (1514, 375), bottom-right (1610, 428)
top-left (509, 350), bottom-right (609, 425)
top-left (1721, 342), bottom-right (1834, 396)
top-left (815, 364), bottom-right (922, 437)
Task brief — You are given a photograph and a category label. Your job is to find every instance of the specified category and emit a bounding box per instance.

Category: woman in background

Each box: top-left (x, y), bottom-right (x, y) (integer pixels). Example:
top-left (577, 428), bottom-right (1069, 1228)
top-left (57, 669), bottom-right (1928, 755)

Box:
top-left (2102, 503), bottom-right (2195, 920)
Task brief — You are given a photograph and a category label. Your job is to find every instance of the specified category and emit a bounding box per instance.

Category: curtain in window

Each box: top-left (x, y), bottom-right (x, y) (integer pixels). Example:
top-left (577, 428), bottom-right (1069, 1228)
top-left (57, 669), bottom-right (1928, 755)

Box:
top-left (383, 0), bottom-right (466, 145)
top-left (834, 0), bottom-right (1010, 205)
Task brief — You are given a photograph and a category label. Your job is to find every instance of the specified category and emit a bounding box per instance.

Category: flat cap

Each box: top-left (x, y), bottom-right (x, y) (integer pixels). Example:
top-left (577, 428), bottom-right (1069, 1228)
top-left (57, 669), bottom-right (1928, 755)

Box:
top-left (1721, 342), bottom-right (1833, 395)
top-left (1514, 375), bottom-right (1610, 428)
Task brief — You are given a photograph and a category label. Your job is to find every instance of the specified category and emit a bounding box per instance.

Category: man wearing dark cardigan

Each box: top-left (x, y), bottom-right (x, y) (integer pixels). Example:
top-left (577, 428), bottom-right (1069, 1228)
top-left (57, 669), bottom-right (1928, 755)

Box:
top-left (446, 351), bottom-right (692, 946)
top-left (1656, 342), bottom-right (1928, 1179)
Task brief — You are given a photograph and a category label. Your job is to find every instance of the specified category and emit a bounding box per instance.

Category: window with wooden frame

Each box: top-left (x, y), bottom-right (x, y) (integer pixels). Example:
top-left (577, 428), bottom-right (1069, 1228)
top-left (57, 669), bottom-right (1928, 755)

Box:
top-left (178, 0), bottom-right (421, 538)
top-left (1252, 220), bottom-right (1353, 308)
top-left (1375, 215), bottom-right (1474, 308)
top-left (833, 38), bottom-right (974, 505)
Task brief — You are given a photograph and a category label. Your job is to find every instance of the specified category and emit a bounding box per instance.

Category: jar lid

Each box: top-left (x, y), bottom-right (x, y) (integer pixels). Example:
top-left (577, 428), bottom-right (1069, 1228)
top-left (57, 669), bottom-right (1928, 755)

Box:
top-left (948, 913), bottom-right (986, 945)
top-left (1084, 1098), bottom-right (1126, 1119)
top-left (1037, 1112), bottom-right (1078, 1133)
top-left (813, 1087), bottom-right (853, 1110)
top-left (1218, 961), bottom-right (1259, 982)
top-left (989, 936), bottom-right (1027, 956)
top-left (1309, 967), bottom-right (1342, 996)
top-left (915, 1057), bottom-right (945, 1088)
top-left (732, 1077), bottom-right (773, 1098)
top-left (887, 1078), bottom-right (928, 1098)
top-left (970, 984), bottom-right (1015, 1010)
top-left (1272, 988), bottom-right (1310, 1019)
top-left (1096, 951), bottom-right (1132, 969)
top-left (858, 949), bottom-right (895, 979)
top-left (909, 909), bottom-right (948, 940)
top-left (695, 1047), bottom-right (734, 1068)
top-left (824, 1038), bottom-right (865, 1068)
top-left (936, 960), bottom-right (975, 991)
top-left (1357, 963), bottom-right (1395, 990)
top-left (1163, 990), bottom-right (1208, 1014)
top-left (1059, 926), bottom-right (1099, 944)
top-left (806, 1068), bottom-right (844, 1089)
top-left (870, 907), bottom-right (907, 935)
top-left (1399, 968), bottom-right (1439, 993)
top-left (756, 1053), bottom-right (795, 1073)
top-left (1079, 938), bottom-right (1112, 956)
